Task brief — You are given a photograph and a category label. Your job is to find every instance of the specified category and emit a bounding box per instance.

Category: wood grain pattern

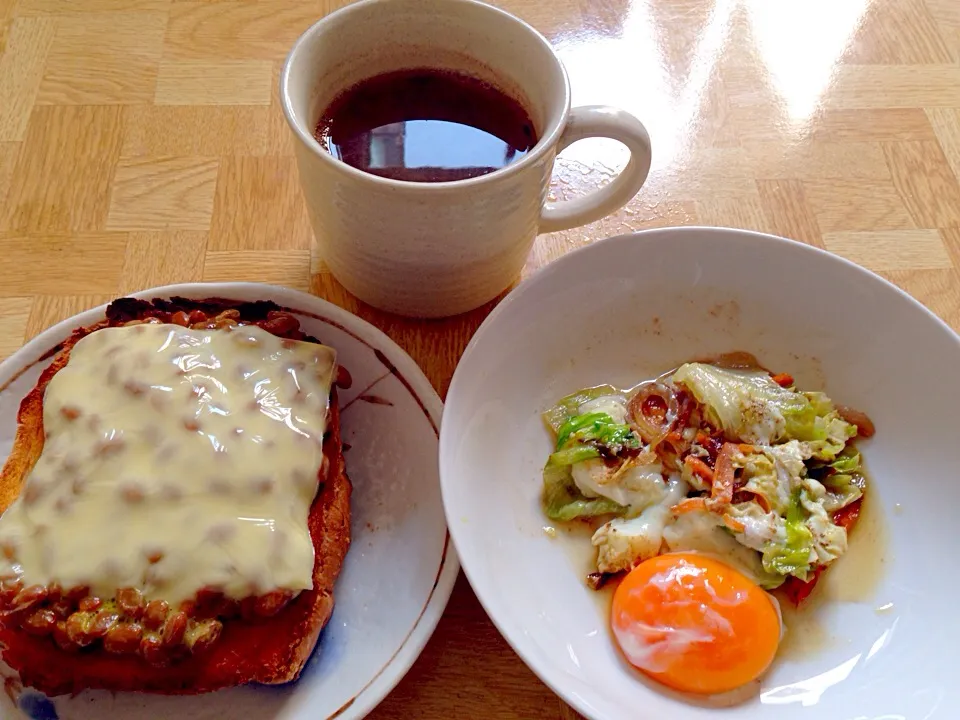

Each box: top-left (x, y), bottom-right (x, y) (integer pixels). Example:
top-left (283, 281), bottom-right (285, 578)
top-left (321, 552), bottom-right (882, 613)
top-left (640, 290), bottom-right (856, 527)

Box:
top-left (0, 17), bottom-right (54, 140)
top-left (208, 156), bottom-right (312, 249)
top-left (106, 156), bottom-right (220, 230)
top-left (1, 105), bottom-right (123, 232)
top-left (23, 293), bottom-right (116, 339)
top-left (121, 105), bottom-right (293, 156)
top-left (823, 229), bottom-right (952, 270)
top-left (120, 230), bottom-right (208, 292)
top-left (0, 297), bottom-right (31, 360)
top-left (940, 227), bottom-right (960, 274)
top-left (803, 179), bottom-right (916, 233)
top-left (154, 60), bottom-right (273, 106)
top-left (756, 179), bottom-right (824, 248)
top-left (202, 249), bottom-right (313, 289)
top-left (0, 142), bottom-right (18, 202)
top-left (37, 12), bottom-right (166, 105)
top-left (0, 233), bottom-right (128, 295)
top-left (0, 0), bottom-right (959, 716)
top-left (164, 1), bottom-right (324, 60)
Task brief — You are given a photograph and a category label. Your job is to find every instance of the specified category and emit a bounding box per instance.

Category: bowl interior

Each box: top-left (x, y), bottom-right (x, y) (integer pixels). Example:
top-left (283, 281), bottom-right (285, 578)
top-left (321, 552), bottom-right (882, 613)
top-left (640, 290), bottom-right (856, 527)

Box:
top-left (440, 227), bottom-right (960, 719)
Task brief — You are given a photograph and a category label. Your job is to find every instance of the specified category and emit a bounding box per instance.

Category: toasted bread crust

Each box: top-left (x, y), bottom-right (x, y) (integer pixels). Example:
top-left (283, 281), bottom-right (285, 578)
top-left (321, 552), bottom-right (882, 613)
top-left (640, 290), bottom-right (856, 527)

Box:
top-left (0, 302), bottom-right (351, 695)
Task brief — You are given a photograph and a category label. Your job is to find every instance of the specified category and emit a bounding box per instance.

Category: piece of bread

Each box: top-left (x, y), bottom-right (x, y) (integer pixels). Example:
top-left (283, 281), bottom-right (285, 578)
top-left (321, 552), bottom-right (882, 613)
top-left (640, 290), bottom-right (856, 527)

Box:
top-left (0, 297), bottom-right (351, 696)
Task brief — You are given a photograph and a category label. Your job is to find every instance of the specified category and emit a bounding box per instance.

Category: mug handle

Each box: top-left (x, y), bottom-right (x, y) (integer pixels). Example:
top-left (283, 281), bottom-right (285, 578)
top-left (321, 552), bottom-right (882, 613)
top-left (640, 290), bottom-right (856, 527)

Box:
top-left (538, 105), bottom-right (653, 234)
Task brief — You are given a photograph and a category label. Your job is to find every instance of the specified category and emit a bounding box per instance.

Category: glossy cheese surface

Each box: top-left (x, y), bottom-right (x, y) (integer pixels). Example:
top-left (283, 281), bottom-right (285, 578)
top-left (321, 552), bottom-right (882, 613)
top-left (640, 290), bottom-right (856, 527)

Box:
top-left (0, 323), bottom-right (337, 606)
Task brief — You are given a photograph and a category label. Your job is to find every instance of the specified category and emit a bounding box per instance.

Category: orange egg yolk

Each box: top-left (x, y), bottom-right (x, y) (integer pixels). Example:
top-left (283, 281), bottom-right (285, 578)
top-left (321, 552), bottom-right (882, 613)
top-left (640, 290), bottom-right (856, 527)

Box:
top-left (610, 552), bottom-right (781, 695)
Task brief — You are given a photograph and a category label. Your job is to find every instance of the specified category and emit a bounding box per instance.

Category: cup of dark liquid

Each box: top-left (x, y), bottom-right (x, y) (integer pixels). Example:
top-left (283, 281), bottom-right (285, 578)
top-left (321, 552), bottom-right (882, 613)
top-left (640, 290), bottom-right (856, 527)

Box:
top-left (281, 0), bottom-right (652, 318)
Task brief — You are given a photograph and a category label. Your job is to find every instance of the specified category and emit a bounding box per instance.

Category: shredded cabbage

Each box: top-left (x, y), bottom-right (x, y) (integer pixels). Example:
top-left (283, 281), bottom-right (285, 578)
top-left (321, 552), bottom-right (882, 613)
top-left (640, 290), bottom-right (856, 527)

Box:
top-left (571, 458), bottom-right (666, 513)
top-left (542, 385), bottom-right (624, 434)
top-left (819, 448), bottom-right (864, 511)
top-left (725, 501), bottom-right (786, 551)
top-left (555, 412), bottom-right (640, 456)
top-left (671, 363), bottom-right (812, 444)
top-left (830, 448), bottom-right (860, 474)
top-left (541, 462), bottom-right (625, 521)
top-left (672, 364), bottom-right (859, 455)
top-left (578, 395), bottom-right (629, 425)
top-left (541, 366), bottom-right (867, 584)
top-left (547, 445), bottom-right (599, 466)
top-left (736, 451), bottom-right (788, 515)
top-left (662, 509), bottom-right (785, 589)
top-left (540, 393), bottom-right (639, 521)
top-left (801, 479), bottom-right (849, 565)
top-left (821, 473), bottom-right (864, 512)
top-left (592, 478), bottom-right (686, 573)
top-left (680, 455), bottom-right (711, 492)
top-left (761, 490), bottom-right (815, 580)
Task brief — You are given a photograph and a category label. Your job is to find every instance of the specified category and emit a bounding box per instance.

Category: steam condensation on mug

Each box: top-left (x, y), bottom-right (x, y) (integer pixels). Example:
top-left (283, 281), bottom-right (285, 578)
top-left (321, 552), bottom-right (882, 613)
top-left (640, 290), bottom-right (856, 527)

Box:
top-left (313, 68), bottom-right (538, 183)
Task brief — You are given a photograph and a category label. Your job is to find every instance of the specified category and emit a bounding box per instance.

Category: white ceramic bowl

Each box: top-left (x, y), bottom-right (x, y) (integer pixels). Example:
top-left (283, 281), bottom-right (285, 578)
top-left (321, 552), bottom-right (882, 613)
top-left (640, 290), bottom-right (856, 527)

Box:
top-left (439, 227), bottom-right (960, 719)
top-left (0, 283), bottom-right (458, 720)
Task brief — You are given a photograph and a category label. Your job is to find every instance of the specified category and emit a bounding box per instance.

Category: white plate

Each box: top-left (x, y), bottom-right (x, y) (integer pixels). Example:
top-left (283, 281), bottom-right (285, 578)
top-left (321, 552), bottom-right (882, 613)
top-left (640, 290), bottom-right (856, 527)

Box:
top-left (0, 283), bottom-right (458, 720)
top-left (440, 227), bottom-right (960, 720)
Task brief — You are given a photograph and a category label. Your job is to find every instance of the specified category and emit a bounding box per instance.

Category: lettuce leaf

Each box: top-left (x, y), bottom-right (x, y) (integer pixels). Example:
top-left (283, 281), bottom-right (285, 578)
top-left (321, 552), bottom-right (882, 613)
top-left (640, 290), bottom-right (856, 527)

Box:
top-left (761, 490), bottom-right (814, 580)
top-left (541, 462), bottom-right (626, 521)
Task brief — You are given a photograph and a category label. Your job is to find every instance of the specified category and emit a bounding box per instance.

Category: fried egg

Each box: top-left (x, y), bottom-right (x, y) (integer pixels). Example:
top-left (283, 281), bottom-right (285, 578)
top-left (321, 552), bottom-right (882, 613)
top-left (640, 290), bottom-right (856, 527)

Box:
top-left (610, 552), bottom-right (781, 695)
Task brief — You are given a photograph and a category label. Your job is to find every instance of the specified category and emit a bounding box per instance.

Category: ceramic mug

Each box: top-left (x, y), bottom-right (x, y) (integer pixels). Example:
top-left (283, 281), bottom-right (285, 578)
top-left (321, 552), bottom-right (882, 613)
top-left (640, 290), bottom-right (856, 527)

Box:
top-left (281, 0), bottom-right (652, 318)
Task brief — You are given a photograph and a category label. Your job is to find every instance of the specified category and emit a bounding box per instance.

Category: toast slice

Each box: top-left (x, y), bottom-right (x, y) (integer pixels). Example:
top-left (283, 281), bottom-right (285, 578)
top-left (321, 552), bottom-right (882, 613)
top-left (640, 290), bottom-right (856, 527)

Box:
top-left (0, 297), bottom-right (351, 696)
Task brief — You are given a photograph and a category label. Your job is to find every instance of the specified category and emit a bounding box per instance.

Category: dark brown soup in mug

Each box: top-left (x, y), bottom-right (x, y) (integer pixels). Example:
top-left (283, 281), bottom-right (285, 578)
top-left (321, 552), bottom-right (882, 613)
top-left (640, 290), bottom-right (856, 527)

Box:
top-left (314, 68), bottom-right (537, 183)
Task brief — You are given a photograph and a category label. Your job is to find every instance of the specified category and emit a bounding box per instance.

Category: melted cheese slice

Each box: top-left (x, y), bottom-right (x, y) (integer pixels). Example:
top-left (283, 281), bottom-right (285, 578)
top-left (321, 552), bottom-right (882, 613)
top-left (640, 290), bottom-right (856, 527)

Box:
top-left (0, 323), bottom-right (337, 606)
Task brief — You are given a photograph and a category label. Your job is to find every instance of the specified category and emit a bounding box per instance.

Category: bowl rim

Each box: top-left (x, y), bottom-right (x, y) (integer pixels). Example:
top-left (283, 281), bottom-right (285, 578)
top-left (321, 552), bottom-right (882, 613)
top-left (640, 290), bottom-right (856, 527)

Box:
top-left (438, 225), bottom-right (960, 719)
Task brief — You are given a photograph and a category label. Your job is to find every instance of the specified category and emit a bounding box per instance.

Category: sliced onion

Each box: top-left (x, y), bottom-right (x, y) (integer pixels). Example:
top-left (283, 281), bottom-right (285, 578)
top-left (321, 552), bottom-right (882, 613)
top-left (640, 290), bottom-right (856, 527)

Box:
top-left (836, 405), bottom-right (876, 438)
top-left (709, 351), bottom-right (763, 370)
top-left (627, 382), bottom-right (678, 445)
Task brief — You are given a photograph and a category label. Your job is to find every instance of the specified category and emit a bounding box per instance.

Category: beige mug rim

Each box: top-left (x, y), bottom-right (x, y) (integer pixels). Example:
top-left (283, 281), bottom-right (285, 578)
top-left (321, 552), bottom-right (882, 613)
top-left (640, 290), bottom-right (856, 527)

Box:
top-left (279, 0), bottom-right (573, 193)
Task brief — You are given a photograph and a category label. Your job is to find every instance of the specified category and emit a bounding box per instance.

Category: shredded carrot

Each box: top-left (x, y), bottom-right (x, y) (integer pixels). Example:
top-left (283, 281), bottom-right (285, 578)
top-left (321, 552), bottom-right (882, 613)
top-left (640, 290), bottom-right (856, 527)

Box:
top-left (771, 372), bottom-right (794, 388)
top-left (672, 497), bottom-right (707, 515)
top-left (665, 431), bottom-right (684, 445)
top-left (608, 457), bottom-right (636, 484)
top-left (721, 514), bottom-right (746, 532)
top-left (711, 443), bottom-right (737, 505)
top-left (740, 489), bottom-right (771, 513)
top-left (738, 443), bottom-right (756, 453)
top-left (832, 497), bottom-right (863, 532)
top-left (695, 430), bottom-right (709, 445)
top-left (683, 455), bottom-right (715, 484)
top-left (781, 566), bottom-right (824, 606)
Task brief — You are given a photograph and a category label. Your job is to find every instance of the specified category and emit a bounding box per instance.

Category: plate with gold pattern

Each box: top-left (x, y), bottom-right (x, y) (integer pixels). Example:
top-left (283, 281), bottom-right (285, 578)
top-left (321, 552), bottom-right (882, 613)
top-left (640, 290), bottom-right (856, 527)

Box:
top-left (0, 283), bottom-right (456, 720)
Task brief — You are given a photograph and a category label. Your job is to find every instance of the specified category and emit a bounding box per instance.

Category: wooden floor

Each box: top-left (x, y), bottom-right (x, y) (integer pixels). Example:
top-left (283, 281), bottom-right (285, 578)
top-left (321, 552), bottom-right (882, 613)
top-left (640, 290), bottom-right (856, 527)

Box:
top-left (1, 0), bottom-right (959, 717)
